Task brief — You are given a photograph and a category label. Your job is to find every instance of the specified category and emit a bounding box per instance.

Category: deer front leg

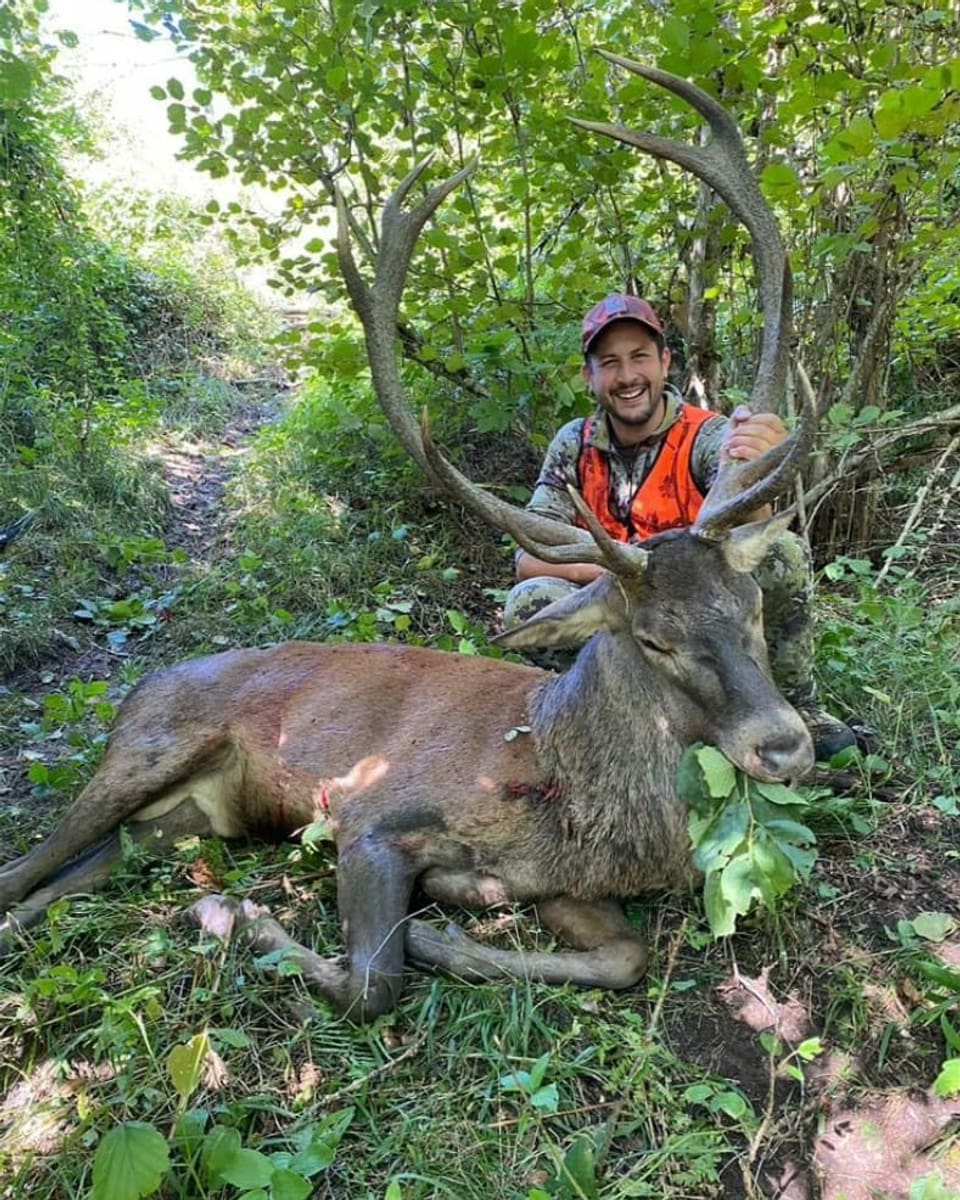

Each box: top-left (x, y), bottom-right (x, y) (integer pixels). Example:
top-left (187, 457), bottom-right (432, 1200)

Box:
top-left (188, 832), bottom-right (418, 1023)
top-left (405, 897), bottom-right (648, 990)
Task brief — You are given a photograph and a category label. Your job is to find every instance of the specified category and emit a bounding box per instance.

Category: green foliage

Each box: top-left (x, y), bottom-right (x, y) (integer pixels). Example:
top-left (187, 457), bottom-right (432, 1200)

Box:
top-left (758, 1033), bottom-right (825, 1086)
top-left (72, 588), bottom-right (180, 651)
top-left (500, 1053), bottom-right (561, 1116)
top-left (255, 368), bottom-right (413, 499)
top-left (817, 565), bottom-right (960, 791)
top-left (0, 5), bottom-right (267, 459)
top-left (9, 678), bottom-right (118, 820)
top-left (683, 1079), bottom-right (755, 1125)
top-left (934, 1059), bottom-right (960, 1099)
top-left (680, 744), bottom-right (817, 937)
top-left (90, 1028), bottom-right (355, 1200)
top-left (0, 10), bottom-right (175, 454)
top-left (908, 1173), bottom-right (960, 1200)
top-left (92, 1123), bottom-right (170, 1200)
top-left (1, 862), bottom-right (752, 1200)
top-left (116, 0), bottom-right (704, 434)
top-left (125, 0), bottom-right (960, 460)
top-left (884, 911), bottom-right (960, 1071)
top-left (895, 912), bottom-right (959, 947)
top-left (0, 3), bottom-right (277, 674)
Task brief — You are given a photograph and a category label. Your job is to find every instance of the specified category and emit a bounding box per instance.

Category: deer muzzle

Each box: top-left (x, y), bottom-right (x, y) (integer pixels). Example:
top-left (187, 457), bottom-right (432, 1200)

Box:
top-left (742, 722), bottom-right (815, 783)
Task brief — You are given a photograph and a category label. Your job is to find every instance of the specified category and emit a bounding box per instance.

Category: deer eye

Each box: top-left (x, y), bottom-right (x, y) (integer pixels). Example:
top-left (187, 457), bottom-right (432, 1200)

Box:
top-left (638, 636), bottom-right (672, 655)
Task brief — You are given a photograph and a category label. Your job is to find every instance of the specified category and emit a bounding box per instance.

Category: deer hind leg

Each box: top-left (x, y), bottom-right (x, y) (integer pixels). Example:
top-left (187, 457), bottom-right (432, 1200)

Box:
top-left (0, 797), bottom-right (214, 953)
top-left (0, 728), bottom-right (234, 912)
top-left (186, 831), bottom-right (419, 1024)
top-left (405, 896), bottom-right (648, 991)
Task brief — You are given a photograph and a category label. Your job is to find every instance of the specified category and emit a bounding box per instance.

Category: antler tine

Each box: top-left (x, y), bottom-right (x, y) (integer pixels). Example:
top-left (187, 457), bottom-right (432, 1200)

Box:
top-left (377, 156), bottom-right (477, 312)
top-left (566, 486), bottom-right (650, 577)
top-left (571, 53), bottom-right (792, 416)
top-left (418, 413), bottom-right (609, 561)
top-left (336, 156), bottom-right (475, 322)
top-left (336, 158), bottom-right (474, 478)
top-left (691, 366), bottom-right (818, 538)
top-left (421, 416), bottom-right (649, 573)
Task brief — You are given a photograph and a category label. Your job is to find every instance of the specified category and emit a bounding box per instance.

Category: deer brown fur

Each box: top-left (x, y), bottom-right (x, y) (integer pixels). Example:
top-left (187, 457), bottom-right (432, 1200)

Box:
top-left (0, 64), bottom-right (816, 1022)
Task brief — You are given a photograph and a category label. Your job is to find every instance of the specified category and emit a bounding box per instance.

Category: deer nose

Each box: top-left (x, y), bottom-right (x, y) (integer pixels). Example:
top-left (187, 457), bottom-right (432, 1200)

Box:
top-left (755, 730), bottom-right (814, 780)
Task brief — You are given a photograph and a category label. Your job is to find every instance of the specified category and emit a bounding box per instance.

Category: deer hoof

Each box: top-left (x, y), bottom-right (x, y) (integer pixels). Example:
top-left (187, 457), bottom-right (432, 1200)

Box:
top-left (183, 893), bottom-right (243, 939)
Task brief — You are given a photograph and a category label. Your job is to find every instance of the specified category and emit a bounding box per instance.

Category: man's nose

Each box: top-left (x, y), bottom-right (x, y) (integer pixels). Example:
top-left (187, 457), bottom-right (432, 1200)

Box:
top-left (616, 360), bottom-right (640, 384)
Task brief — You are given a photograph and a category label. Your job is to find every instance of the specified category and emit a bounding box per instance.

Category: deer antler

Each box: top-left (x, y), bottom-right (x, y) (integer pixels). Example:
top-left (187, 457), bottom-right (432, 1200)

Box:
top-left (573, 56), bottom-right (809, 537)
top-left (335, 156), bottom-right (473, 479)
top-left (336, 158), bottom-right (652, 576)
top-left (419, 414), bottom-right (649, 576)
top-left (339, 67), bottom-right (812, 562)
top-left (692, 363), bottom-right (819, 537)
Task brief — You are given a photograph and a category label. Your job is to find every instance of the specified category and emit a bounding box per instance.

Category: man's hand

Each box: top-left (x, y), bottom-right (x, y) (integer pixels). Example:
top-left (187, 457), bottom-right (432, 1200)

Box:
top-left (724, 404), bottom-right (787, 461)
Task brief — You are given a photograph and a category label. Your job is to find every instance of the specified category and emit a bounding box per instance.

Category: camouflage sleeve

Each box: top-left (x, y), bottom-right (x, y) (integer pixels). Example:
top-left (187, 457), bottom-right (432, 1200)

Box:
top-left (524, 418), bottom-right (586, 524)
top-left (690, 415), bottom-right (730, 494)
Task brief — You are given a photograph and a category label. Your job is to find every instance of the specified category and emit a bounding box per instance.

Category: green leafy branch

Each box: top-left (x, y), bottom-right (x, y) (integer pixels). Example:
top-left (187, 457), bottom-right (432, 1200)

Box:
top-left (679, 745), bottom-right (817, 938)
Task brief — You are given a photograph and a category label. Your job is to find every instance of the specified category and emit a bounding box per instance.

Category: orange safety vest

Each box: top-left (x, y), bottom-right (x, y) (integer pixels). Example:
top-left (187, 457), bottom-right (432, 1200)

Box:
top-left (577, 405), bottom-right (717, 542)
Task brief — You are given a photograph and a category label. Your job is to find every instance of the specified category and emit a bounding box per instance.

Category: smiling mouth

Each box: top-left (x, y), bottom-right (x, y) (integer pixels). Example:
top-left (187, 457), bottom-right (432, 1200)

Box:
top-left (616, 387), bottom-right (649, 406)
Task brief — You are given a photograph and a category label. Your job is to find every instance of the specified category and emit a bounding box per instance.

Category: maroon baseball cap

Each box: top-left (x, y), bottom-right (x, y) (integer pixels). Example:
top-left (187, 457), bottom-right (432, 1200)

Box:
top-left (581, 294), bottom-right (664, 355)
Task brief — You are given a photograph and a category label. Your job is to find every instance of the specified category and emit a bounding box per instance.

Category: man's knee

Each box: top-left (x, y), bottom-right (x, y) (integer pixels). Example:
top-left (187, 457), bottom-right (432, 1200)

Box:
top-left (752, 529), bottom-right (812, 598)
top-left (502, 577), bottom-right (583, 673)
top-left (502, 577), bottom-right (581, 631)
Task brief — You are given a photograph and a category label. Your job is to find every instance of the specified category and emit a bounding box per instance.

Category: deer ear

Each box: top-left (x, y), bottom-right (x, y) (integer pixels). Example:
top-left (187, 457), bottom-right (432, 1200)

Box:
top-left (494, 574), bottom-right (631, 650)
top-left (721, 512), bottom-right (795, 574)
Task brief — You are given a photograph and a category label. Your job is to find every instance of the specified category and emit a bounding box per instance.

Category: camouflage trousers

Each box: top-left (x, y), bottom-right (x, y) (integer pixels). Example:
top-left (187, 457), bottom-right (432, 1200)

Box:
top-left (502, 530), bottom-right (819, 709)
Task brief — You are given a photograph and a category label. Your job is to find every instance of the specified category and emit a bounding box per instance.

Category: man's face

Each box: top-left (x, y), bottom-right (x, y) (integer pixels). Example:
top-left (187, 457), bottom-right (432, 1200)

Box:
top-left (582, 321), bottom-right (671, 443)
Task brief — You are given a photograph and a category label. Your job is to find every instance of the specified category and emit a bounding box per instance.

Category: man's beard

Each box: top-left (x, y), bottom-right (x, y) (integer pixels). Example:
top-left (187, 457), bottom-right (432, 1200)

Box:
top-left (605, 388), bottom-right (663, 427)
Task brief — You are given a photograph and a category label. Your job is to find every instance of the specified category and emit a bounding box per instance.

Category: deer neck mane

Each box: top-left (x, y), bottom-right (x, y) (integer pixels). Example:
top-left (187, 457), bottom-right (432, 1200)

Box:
top-left (530, 634), bottom-right (691, 809)
top-left (523, 632), bottom-right (694, 894)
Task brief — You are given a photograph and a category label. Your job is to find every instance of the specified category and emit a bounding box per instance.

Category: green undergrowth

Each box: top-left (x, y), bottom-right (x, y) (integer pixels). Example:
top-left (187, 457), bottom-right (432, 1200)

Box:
top-left (0, 82), bottom-right (277, 676)
top-left (1, 783), bottom-right (956, 1200)
top-left (164, 370), bottom-right (516, 653)
top-left (0, 841), bottom-right (828, 1199)
top-left (2, 539), bottom-right (958, 1195)
top-left (3, 359), bottom-right (959, 1194)
top-left (2, 296), bottom-right (959, 1199)
top-left (817, 557), bottom-right (960, 805)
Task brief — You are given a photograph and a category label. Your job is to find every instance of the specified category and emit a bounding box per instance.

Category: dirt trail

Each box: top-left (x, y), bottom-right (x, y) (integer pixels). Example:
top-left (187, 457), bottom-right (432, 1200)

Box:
top-left (159, 394), bottom-right (281, 565)
top-left (0, 391), bottom-right (282, 857)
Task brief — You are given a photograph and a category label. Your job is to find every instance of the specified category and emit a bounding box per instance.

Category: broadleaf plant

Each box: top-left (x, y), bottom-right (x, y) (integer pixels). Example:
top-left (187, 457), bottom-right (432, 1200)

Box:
top-left (680, 744), bottom-right (817, 938)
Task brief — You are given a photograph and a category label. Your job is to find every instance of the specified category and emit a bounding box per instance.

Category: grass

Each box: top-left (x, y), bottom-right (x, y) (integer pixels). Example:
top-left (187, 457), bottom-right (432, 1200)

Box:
top-left (5, 788), bottom-right (954, 1198)
top-left (0, 848), bottom-right (751, 1199)
top-left (817, 559), bottom-right (960, 781)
